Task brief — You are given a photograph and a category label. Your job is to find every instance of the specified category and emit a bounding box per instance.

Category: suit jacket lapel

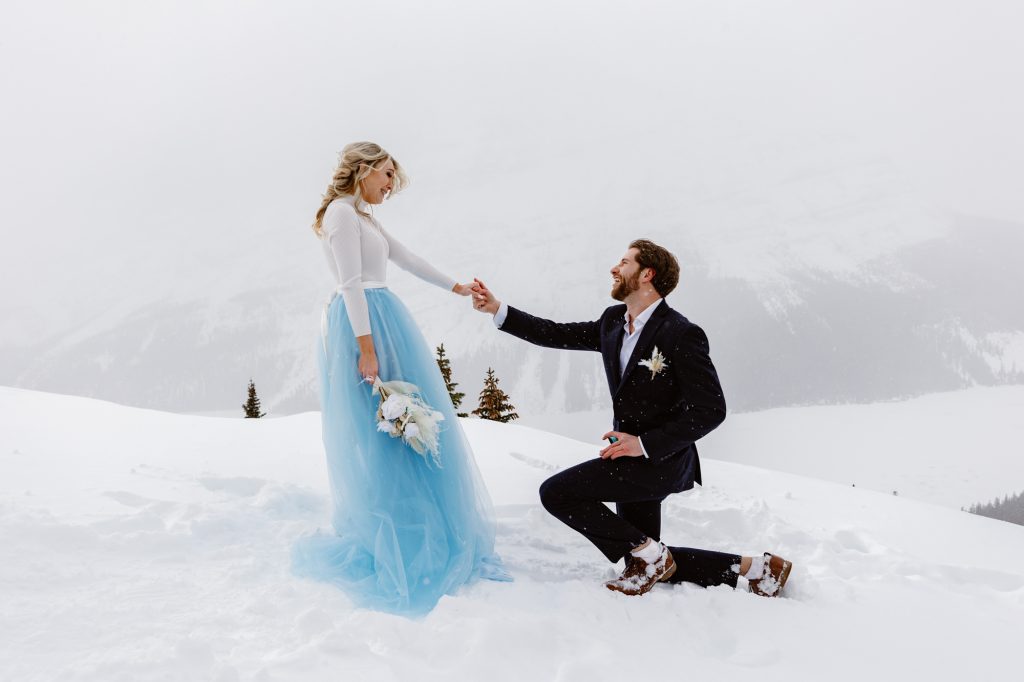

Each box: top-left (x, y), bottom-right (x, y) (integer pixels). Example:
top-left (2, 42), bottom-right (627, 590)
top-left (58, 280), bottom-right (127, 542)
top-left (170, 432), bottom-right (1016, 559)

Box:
top-left (615, 302), bottom-right (670, 398)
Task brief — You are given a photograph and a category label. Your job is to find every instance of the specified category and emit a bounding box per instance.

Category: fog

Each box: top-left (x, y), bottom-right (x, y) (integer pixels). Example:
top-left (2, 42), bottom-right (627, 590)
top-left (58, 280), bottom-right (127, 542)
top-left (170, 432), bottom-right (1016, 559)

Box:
top-left (2, 0), bottom-right (1023, 413)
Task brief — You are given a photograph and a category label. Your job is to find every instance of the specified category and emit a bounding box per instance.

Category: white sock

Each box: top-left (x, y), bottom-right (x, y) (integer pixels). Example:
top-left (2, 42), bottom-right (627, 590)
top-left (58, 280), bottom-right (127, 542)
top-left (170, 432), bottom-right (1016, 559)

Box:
top-left (631, 539), bottom-right (663, 564)
top-left (744, 556), bottom-right (765, 580)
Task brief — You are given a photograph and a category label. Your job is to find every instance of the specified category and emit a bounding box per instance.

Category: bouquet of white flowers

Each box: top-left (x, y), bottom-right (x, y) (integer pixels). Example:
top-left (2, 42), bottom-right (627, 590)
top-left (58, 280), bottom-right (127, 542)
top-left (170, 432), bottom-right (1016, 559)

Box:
top-left (372, 378), bottom-right (445, 467)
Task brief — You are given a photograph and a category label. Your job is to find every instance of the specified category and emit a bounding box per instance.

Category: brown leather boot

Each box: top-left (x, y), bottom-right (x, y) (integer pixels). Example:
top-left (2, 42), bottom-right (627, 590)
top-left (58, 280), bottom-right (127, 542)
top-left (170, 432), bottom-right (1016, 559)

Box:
top-left (657, 549), bottom-right (678, 583)
top-left (748, 552), bottom-right (792, 597)
top-left (605, 543), bottom-right (677, 596)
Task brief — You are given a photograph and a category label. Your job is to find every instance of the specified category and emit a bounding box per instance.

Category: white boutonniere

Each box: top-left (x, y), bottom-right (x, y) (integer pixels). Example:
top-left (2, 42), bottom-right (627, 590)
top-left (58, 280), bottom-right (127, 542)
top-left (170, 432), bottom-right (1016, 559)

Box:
top-left (638, 346), bottom-right (669, 379)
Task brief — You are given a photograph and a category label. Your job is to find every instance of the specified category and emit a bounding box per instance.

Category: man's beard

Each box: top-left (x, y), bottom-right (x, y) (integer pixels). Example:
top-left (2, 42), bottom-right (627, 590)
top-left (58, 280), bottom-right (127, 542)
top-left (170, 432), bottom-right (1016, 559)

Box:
top-left (611, 271), bottom-right (641, 301)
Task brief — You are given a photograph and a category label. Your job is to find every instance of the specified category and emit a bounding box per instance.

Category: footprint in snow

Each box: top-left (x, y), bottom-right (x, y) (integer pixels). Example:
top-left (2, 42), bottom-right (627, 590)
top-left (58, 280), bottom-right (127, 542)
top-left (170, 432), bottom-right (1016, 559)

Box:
top-left (508, 451), bottom-right (559, 472)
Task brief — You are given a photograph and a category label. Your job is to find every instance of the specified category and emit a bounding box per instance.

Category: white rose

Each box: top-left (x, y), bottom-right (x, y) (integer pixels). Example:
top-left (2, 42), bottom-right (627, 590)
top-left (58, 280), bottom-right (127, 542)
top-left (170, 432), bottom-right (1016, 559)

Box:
top-left (404, 422), bottom-right (420, 439)
top-left (381, 395), bottom-right (408, 420)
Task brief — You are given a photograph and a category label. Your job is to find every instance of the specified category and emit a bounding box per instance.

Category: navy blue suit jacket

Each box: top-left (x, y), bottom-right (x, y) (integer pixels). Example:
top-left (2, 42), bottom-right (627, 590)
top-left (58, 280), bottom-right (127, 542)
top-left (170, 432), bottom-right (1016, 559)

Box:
top-left (500, 301), bottom-right (726, 492)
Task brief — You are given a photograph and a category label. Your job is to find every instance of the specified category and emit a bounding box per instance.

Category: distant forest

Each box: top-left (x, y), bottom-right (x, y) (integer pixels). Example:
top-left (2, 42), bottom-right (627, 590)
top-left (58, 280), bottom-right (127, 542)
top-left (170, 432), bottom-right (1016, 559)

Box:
top-left (965, 490), bottom-right (1024, 526)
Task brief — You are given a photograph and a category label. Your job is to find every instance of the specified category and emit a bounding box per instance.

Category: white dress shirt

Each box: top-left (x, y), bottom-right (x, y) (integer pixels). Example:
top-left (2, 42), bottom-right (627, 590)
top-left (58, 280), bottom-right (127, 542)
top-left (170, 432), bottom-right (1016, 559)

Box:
top-left (320, 194), bottom-right (457, 336)
top-left (493, 299), bottom-right (664, 458)
top-left (618, 298), bottom-right (663, 379)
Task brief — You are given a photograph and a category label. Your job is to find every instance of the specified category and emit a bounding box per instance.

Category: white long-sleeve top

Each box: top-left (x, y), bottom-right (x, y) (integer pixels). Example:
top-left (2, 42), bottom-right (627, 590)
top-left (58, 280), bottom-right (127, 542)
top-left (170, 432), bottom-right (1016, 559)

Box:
top-left (320, 194), bottom-right (458, 337)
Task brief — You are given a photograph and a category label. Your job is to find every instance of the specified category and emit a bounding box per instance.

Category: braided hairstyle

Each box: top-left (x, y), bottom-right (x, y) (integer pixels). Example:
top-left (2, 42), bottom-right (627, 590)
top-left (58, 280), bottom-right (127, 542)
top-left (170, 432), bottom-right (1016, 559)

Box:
top-left (312, 141), bottom-right (409, 236)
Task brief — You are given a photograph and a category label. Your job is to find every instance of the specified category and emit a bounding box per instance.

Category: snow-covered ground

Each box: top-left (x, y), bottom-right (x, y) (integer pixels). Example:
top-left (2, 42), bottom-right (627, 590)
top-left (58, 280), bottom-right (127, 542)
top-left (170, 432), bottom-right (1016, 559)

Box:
top-left (2, 386), bottom-right (1023, 681)
top-left (521, 385), bottom-right (1024, 510)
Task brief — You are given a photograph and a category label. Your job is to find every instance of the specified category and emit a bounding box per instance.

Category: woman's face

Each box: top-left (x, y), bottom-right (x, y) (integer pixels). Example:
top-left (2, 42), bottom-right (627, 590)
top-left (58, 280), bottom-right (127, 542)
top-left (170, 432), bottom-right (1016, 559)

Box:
top-left (360, 159), bottom-right (396, 205)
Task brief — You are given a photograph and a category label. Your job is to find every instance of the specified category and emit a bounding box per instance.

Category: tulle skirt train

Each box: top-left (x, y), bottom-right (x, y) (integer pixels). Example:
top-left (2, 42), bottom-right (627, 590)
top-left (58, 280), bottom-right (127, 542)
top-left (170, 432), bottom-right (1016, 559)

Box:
top-left (292, 287), bottom-right (508, 616)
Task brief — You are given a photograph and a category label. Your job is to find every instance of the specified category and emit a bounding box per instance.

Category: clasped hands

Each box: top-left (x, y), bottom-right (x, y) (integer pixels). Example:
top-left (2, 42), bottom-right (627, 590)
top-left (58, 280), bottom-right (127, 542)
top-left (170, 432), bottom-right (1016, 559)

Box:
top-left (459, 278), bottom-right (499, 315)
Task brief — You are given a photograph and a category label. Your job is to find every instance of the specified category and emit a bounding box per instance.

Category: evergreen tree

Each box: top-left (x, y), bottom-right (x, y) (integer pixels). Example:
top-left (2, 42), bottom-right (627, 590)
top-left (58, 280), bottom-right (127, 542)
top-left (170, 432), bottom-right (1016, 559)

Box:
top-left (472, 367), bottom-right (519, 423)
top-left (435, 343), bottom-right (468, 417)
top-left (243, 378), bottom-right (267, 418)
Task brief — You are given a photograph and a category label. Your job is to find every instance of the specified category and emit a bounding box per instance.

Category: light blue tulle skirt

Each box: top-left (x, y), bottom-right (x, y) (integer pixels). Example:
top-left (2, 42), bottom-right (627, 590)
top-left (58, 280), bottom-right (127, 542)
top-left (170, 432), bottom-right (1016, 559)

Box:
top-left (293, 287), bottom-right (509, 616)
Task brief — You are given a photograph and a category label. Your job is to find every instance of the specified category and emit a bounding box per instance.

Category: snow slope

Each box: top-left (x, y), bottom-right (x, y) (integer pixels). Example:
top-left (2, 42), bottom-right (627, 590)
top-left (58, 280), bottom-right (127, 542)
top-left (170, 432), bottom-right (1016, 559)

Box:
top-left (2, 387), bottom-right (1023, 681)
top-left (520, 386), bottom-right (1024, 511)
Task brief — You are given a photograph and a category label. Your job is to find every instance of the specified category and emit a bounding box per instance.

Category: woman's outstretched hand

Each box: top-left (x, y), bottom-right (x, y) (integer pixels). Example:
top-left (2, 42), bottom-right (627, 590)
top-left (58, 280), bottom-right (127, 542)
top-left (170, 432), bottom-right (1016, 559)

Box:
top-left (452, 282), bottom-right (475, 296)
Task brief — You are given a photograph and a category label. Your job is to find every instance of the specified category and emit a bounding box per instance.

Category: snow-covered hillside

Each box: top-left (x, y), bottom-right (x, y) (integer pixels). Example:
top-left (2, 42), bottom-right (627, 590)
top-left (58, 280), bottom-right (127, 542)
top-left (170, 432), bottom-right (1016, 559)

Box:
top-left (2, 387), bottom-right (1022, 681)
top-left (521, 385), bottom-right (1024, 511)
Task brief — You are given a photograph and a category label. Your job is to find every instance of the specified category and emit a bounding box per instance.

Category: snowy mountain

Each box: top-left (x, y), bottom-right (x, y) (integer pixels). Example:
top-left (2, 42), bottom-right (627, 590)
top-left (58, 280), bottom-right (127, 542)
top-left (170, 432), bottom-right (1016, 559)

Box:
top-left (4, 1), bottom-right (1023, 418)
top-left (6, 191), bottom-right (1024, 418)
top-left (2, 386), bottom-right (1022, 681)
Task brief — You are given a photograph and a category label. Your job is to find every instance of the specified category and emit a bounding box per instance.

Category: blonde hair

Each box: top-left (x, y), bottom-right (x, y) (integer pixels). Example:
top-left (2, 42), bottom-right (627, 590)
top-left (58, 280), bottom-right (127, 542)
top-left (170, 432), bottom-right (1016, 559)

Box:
top-left (312, 142), bottom-right (409, 236)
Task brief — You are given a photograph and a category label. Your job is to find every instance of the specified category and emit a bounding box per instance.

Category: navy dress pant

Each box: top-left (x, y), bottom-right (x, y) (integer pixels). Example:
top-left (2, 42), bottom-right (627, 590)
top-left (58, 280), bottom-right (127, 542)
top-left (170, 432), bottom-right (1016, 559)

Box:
top-left (538, 457), bottom-right (740, 589)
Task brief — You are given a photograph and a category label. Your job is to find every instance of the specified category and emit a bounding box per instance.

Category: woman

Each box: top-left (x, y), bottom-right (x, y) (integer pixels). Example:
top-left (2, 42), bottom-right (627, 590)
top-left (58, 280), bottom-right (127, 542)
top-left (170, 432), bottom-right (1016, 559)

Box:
top-left (293, 142), bottom-right (509, 616)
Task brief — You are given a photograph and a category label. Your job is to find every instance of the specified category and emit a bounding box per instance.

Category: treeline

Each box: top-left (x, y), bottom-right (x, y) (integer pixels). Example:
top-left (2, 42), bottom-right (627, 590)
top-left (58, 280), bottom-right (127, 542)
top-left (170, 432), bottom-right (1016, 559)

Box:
top-left (241, 344), bottom-right (519, 423)
top-left (965, 490), bottom-right (1024, 527)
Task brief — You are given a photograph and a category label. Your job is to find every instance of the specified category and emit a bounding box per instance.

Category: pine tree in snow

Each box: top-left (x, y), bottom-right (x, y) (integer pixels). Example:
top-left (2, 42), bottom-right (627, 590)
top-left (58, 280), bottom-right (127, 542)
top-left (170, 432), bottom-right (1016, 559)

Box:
top-left (435, 343), bottom-right (468, 418)
top-left (243, 379), bottom-right (267, 418)
top-left (472, 367), bottom-right (519, 423)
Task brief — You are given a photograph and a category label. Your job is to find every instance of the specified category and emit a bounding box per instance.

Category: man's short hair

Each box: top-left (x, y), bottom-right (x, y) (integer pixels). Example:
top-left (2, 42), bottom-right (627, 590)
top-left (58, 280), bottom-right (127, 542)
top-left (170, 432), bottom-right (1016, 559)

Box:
top-left (629, 238), bottom-right (680, 297)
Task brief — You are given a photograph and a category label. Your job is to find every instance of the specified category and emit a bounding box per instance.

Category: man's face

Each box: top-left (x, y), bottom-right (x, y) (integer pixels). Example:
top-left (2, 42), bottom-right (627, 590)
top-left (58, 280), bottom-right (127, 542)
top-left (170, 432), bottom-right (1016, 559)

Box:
top-left (610, 248), bottom-right (644, 301)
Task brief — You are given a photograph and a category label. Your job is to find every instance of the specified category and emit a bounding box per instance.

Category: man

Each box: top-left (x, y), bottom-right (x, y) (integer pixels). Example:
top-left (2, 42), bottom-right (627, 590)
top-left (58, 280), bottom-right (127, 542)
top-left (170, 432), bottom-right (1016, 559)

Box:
top-left (471, 239), bottom-right (792, 597)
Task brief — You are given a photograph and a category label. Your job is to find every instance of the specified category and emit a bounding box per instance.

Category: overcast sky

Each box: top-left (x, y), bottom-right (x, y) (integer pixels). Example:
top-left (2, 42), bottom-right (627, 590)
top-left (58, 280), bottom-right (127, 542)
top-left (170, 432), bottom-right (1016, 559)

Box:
top-left (2, 0), bottom-right (1023, 346)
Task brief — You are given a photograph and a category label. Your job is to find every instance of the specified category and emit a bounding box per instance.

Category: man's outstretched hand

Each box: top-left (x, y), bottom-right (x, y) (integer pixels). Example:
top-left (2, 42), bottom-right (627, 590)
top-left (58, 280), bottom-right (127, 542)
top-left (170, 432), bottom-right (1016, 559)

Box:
top-left (471, 278), bottom-right (501, 315)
